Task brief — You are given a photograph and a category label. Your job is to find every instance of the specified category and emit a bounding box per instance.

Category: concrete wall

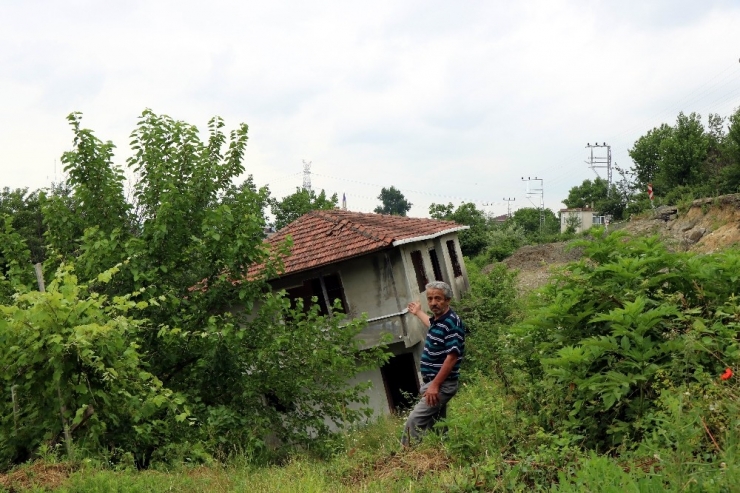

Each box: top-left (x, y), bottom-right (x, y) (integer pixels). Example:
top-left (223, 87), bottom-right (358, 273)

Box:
top-left (269, 248), bottom-right (412, 348)
top-left (397, 233), bottom-right (470, 309)
top-left (560, 209), bottom-right (594, 234)
top-left (343, 339), bottom-right (424, 420)
top-left (344, 366), bottom-right (388, 421)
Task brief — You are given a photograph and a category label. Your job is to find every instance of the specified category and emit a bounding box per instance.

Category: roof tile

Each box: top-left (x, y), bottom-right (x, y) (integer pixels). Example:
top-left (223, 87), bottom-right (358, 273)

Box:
top-left (251, 210), bottom-right (465, 278)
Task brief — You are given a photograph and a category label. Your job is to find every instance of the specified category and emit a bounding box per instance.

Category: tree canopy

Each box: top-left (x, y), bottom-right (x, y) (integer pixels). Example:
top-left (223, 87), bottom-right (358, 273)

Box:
top-left (429, 202), bottom-right (488, 257)
top-left (628, 110), bottom-right (740, 199)
top-left (0, 187), bottom-right (45, 265)
top-left (0, 110), bottom-right (386, 468)
top-left (270, 188), bottom-right (338, 230)
top-left (563, 177), bottom-right (627, 220)
top-left (509, 207), bottom-right (558, 236)
top-left (374, 186), bottom-right (411, 216)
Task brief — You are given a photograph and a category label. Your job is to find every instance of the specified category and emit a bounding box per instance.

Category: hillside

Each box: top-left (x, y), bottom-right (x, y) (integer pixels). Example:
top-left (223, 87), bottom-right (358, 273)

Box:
top-left (502, 193), bottom-right (740, 292)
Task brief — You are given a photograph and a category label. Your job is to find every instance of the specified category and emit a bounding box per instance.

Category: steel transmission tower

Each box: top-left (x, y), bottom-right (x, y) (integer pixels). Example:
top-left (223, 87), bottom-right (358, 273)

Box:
top-left (522, 177), bottom-right (544, 233)
top-left (302, 160), bottom-right (312, 192)
top-left (585, 142), bottom-right (612, 195)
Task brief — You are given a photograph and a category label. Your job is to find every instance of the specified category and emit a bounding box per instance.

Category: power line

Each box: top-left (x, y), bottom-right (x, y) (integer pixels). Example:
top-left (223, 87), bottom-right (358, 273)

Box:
top-left (503, 197), bottom-right (516, 217)
top-left (585, 142), bottom-right (612, 195)
top-left (311, 172), bottom-right (504, 206)
top-left (545, 62), bottom-right (740, 191)
top-left (522, 177), bottom-right (544, 233)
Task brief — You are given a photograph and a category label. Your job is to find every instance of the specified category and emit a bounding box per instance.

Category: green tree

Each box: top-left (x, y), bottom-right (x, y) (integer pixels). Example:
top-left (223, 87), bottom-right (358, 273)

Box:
top-left (718, 107), bottom-right (740, 193)
top-left (1, 110), bottom-right (388, 466)
top-left (563, 178), bottom-right (626, 220)
top-left (658, 112), bottom-right (709, 188)
top-left (629, 113), bottom-right (712, 198)
top-left (629, 123), bottom-right (673, 190)
top-left (270, 188), bottom-right (338, 230)
top-left (481, 223), bottom-right (527, 263)
top-left (0, 217), bottom-right (35, 304)
top-left (429, 202), bottom-right (488, 257)
top-left (704, 113), bottom-right (731, 179)
top-left (0, 188), bottom-right (45, 265)
top-left (374, 186), bottom-right (411, 216)
top-left (509, 207), bottom-right (558, 237)
top-left (0, 264), bottom-right (184, 467)
top-left (563, 178), bottom-right (609, 210)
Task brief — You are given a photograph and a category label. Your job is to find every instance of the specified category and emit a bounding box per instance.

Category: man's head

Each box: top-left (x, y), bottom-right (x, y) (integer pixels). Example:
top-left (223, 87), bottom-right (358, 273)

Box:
top-left (425, 281), bottom-right (453, 317)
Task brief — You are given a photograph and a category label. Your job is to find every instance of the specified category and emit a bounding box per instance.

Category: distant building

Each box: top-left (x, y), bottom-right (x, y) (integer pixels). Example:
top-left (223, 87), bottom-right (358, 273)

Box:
top-left (491, 214), bottom-right (509, 224)
top-left (559, 207), bottom-right (607, 233)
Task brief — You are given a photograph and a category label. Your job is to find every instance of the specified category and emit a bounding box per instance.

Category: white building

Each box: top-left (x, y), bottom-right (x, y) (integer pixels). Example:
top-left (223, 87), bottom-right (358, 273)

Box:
top-left (559, 207), bottom-right (606, 234)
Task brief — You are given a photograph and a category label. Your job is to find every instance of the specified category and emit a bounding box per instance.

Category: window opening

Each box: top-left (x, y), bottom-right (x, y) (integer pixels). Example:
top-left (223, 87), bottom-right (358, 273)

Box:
top-left (285, 272), bottom-right (347, 316)
top-left (447, 240), bottom-right (463, 278)
top-left (429, 248), bottom-right (444, 281)
top-left (410, 250), bottom-right (428, 292)
top-left (322, 273), bottom-right (348, 314)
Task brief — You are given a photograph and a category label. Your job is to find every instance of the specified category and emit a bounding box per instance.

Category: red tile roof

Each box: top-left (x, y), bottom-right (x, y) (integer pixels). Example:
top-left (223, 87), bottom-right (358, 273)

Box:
top-left (255, 210), bottom-right (467, 278)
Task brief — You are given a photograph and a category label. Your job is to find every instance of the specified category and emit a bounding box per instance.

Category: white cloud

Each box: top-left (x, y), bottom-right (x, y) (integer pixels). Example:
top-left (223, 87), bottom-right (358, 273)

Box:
top-left (1, 0), bottom-right (739, 216)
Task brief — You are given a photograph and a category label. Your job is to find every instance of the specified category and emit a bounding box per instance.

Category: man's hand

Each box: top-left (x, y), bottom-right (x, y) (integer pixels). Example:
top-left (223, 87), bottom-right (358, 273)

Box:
top-left (408, 301), bottom-right (422, 315)
top-left (408, 301), bottom-right (430, 326)
top-left (424, 382), bottom-right (440, 407)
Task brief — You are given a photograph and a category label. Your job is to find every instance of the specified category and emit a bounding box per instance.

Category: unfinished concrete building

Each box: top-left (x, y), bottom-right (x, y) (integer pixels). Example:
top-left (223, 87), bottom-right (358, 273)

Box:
top-left (259, 209), bottom-right (470, 416)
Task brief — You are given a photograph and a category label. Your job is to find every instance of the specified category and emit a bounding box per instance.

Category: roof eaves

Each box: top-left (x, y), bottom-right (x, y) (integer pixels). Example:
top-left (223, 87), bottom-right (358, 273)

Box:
top-left (391, 225), bottom-right (470, 247)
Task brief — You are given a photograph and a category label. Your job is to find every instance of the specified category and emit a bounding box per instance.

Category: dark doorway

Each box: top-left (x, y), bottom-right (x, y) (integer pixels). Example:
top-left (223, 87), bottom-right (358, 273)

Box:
top-left (380, 353), bottom-right (420, 413)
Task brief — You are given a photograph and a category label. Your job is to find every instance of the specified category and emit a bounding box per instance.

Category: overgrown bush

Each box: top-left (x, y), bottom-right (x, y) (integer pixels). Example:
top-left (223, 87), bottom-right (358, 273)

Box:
top-left (508, 230), bottom-right (740, 451)
top-left (480, 224), bottom-right (528, 263)
top-left (0, 111), bottom-right (388, 469)
top-left (0, 264), bottom-right (186, 468)
top-left (454, 262), bottom-right (518, 380)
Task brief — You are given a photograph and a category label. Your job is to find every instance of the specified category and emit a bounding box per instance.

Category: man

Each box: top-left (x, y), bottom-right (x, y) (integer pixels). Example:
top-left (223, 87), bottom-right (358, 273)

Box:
top-left (402, 281), bottom-right (466, 446)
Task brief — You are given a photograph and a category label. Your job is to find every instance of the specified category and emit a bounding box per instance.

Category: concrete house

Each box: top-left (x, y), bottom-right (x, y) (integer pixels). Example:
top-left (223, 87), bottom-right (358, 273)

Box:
top-left (559, 207), bottom-right (597, 233)
top-left (258, 209), bottom-right (470, 416)
top-left (560, 207), bottom-right (610, 233)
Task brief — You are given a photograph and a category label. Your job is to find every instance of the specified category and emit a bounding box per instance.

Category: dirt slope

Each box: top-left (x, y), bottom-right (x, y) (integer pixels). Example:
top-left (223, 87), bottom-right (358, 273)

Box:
top-left (500, 193), bottom-right (740, 292)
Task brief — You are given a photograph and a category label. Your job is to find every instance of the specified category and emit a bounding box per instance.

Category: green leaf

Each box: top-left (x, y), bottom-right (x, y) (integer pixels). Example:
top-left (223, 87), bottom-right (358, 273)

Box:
top-left (620, 336), bottom-right (630, 351)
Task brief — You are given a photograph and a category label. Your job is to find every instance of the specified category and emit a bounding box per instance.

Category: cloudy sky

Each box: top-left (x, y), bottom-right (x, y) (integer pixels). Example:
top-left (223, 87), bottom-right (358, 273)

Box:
top-left (2, 0), bottom-right (739, 218)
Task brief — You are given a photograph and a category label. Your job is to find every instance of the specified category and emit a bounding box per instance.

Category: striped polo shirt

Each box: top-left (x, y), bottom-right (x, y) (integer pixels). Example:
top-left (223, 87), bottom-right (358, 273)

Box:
top-left (420, 308), bottom-right (466, 381)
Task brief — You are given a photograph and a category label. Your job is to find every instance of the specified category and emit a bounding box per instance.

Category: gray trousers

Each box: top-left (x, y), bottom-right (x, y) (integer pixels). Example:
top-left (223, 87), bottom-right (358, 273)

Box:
top-left (401, 379), bottom-right (459, 446)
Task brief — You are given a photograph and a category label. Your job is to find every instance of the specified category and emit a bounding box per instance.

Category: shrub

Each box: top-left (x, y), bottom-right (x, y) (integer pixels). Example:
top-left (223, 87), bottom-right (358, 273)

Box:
top-left (0, 264), bottom-right (185, 469)
top-left (508, 231), bottom-right (740, 451)
top-left (454, 262), bottom-right (518, 380)
top-left (481, 223), bottom-right (528, 263)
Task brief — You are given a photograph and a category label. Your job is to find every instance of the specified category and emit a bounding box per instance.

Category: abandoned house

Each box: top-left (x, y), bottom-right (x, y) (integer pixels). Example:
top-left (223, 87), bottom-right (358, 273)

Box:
top-left (258, 209), bottom-right (470, 416)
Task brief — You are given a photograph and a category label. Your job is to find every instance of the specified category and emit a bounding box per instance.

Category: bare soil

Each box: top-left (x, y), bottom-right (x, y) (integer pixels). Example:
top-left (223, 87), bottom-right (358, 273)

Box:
top-left (501, 242), bottom-right (583, 292)
top-left (498, 193), bottom-right (740, 292)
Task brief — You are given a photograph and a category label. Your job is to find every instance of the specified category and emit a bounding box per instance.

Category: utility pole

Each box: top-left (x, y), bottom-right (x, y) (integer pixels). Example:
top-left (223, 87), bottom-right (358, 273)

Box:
top-left (585, 142), bottom-right (612, 196)
top-left (522, 177), bottom-right (544, 234)
top-left (482, 201), bottom-right (498, 215)
top-left (302, 160), bottom-right (312, 192)
top-left (503, 197), bottom-right (516, 217)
